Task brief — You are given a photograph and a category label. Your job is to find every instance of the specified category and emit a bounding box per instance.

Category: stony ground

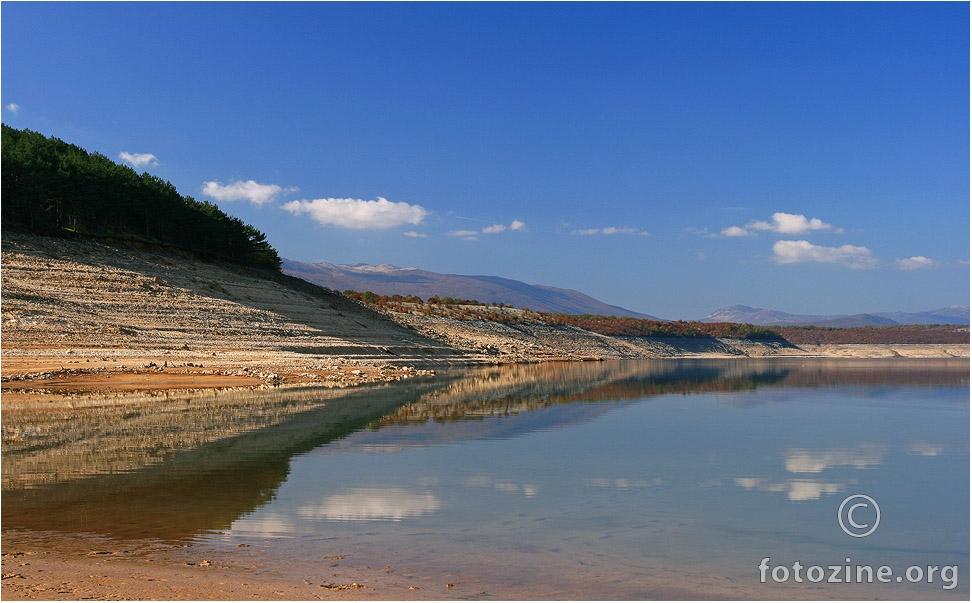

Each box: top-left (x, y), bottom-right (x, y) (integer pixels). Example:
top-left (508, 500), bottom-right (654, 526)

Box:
top-left (1, 232), bottom-right (466, 397)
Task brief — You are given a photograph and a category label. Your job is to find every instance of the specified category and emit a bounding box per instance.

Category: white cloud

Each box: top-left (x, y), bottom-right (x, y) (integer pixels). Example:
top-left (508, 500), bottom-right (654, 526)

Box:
top-left (119, 152), bottom-right (159, 169)
top-left (282, 196), bottom-right (427, 229)
top-left (5, 103), bottom-right (19, 114)
top-left (446, 220), bottom-right (526, 239)
top-left (721, 225), bottom-right (754, 237)
top-left (447, 229), bottom-right (480, 240)
top-left (571, 226), bottom-right (648, 236)
top-left (723, 212), bottom-right (839, 237)
top-left (403, 231), bottom-right (427, 238)
top-left (750, 212), bottom-right (836, 234)
top-left (895, 256), bottom-right (937, 270)
top-left (479, 220), bottom-right (528, 234)
top-left (772, 240), bottom-right (879, 269)
top-left (202, 180), bottom-right (295, 206)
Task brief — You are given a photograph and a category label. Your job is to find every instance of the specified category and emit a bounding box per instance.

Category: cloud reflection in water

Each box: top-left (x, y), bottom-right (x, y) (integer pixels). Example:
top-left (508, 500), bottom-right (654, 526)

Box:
top-left (299, 488), bottom-right (441, 521)
top-left (784, 444), bottom-right (887, 473)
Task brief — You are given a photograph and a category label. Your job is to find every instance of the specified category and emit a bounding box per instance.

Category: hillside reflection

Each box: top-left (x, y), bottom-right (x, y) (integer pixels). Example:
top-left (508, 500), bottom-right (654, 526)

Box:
top-left (375, 358), bottom-right (969, 426)
top-left (2, 358), bottom-right (966, 541)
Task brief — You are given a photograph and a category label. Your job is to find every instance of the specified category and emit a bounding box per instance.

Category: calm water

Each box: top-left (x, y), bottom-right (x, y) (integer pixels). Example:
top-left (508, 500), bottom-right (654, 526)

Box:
top-left (3, 359), bottom-right (968, 599)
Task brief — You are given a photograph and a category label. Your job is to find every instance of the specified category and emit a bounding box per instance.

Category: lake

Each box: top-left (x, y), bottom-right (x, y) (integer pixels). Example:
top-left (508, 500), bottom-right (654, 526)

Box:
top-left (2, 359), bottom-right (968, 599)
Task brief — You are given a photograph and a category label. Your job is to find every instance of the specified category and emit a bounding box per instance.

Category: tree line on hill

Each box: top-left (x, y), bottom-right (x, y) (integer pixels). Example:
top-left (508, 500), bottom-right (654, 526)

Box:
top-left (1, 125), bottom-right (281, 270)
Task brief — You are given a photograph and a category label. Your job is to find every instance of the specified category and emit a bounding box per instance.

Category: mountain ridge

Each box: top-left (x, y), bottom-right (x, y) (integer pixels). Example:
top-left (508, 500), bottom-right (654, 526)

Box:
top-left (283, 260), bottom-right (969, 326)
top-left (703, 304), bottom-right (970, 327)
top-left (281, 259), bottom-right (660, 319)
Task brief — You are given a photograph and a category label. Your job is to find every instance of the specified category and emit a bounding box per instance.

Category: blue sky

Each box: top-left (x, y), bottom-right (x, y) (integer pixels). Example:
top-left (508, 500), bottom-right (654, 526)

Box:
top-left (3, 2), bottom-right (968, 319)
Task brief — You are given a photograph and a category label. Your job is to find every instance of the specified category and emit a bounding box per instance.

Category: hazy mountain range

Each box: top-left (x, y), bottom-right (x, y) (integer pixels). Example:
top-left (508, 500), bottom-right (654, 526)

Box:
top-left (702, 305), bottom-right (970, 327)
top-left (282, 260), bottom-right (659, 319)
top-left (283, 260), bottom-right (968, 326)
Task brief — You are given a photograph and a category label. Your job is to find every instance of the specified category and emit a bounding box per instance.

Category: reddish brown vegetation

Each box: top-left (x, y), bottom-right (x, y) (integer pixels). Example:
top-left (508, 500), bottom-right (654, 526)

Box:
top-left (540, 314), bottom-right (784, 340)
top-left (778, 324), bottom-right (969, 345)
top-left (338, 289), bottom-right (969, 345)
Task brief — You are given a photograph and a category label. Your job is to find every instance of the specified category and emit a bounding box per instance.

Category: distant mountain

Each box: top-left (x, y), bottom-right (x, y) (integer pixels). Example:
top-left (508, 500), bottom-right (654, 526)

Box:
top-left (873, 306), bottom-right (972, 325)
top-left (703, 304), bottom-right (970, 327)
top-left (282, 260), bottom-right (658, 319)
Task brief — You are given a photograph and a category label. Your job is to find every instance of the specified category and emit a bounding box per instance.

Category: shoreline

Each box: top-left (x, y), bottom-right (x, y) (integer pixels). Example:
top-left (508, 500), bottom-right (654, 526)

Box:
top-left (3, 342), bottom-right (967, 407)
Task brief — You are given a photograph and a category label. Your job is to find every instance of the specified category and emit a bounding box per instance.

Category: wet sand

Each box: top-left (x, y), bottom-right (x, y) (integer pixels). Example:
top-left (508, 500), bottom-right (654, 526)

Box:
top-left (1, 530), bottom-right (476, 601)
top-left (2, 528), bottom-right (781, 601)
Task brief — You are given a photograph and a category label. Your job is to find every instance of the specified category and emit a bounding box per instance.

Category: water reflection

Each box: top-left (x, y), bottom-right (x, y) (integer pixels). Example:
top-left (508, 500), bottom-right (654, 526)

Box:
top-left (784, 443), bottom-right (888, 473)
top-left (1, 378), bottom-right (443, 539)
top-left (2, 358), bottom-right (967, 548)
top-left (734, 476), bottom-right (848, 502)
top-left (299, 488), bottom-right (441, 521)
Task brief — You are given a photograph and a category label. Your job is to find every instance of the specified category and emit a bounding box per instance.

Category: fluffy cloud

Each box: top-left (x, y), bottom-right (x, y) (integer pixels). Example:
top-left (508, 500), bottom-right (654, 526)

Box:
top-left (772, 240), bottom-right (879, 269)
top-left (751, 212), bottom-right (835, 234)
top-left (722, 212), bottom-right (840, 237)
top-left (403, 231), bottom-right (427, 238)
top-left (202, 180), bottom-right (294, 206)
top-left (721, 225), bottom-right (754, 237)
top-left (895, 256), bottom-right (937, 270)
top-left (482, 223), bottom-right (507, 234)
top-left (510, 220), bottom-right (528, 231)
top-left (571, 226), bottom-right (648, 236)
top-left (5, 103), bottom-right (19, 114)
top-left (118, 152), bottom-right (159, 168)
top-left (282, 196), bottom-right (427, 229)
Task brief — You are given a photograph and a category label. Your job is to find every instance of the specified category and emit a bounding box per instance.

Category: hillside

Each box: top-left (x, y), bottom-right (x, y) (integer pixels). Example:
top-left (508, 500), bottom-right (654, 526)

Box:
top-left (1, 125), bottom-right (280, 269)
top-left (282, 259), bottom-right (658, 318)
top-left (0, 232), bottom-right (459, 396)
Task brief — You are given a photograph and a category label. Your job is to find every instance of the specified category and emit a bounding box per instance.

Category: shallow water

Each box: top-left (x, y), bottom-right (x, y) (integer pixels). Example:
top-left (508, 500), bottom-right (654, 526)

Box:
top-left (3, 359), bottom-right (968, 599)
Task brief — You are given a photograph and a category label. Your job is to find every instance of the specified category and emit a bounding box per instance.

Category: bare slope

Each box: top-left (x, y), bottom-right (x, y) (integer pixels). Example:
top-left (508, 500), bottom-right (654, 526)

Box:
top-left (1, 232), bottom-right (469, 383)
